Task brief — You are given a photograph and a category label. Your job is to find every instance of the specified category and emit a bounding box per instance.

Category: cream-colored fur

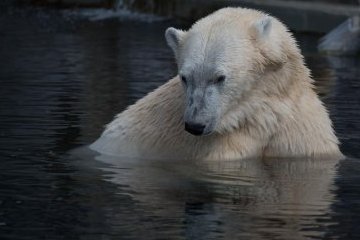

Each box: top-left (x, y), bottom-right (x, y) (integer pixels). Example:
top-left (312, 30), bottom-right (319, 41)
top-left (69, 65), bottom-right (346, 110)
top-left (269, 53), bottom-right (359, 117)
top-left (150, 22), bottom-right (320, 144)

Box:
top-left (90, 7), bottom-right (342, 160)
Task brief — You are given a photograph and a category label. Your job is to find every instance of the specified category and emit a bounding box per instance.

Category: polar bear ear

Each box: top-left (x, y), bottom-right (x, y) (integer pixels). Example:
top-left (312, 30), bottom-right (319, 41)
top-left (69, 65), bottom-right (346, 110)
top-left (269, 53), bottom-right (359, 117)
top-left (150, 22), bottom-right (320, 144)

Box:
top-left (165, 27), bottom-right (185, 57)
top-left (251, 17), bottom-right (286, 69)
top-left (251, 16), bottom-right (272, 39)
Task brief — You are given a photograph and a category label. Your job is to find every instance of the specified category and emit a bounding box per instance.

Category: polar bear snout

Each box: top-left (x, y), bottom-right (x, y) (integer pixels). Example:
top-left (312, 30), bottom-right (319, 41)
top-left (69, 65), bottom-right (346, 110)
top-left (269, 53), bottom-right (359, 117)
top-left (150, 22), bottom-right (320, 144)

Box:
top-left (185, 122), bottom-right (206, 136)
top-left (183, 85), bottom-right (220, 136)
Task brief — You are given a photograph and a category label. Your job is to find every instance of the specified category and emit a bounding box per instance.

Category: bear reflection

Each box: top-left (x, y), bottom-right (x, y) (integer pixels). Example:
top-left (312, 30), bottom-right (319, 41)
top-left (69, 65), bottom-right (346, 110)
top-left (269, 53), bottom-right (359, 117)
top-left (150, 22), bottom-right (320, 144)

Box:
top-left (93, 154), bottom-right (340, 240)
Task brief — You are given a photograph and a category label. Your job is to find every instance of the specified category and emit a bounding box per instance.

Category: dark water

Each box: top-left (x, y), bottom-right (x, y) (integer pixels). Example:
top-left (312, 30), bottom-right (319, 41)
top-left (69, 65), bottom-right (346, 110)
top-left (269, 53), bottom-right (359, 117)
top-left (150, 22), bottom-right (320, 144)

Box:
top-left (1, 4), bottom-right (360, 240)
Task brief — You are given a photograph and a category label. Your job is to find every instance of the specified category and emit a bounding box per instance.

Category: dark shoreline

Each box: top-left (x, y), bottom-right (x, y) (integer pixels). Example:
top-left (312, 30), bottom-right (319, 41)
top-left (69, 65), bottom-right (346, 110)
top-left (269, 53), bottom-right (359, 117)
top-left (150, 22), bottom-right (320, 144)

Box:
top-left (14, 0), bottom-right (360, 33)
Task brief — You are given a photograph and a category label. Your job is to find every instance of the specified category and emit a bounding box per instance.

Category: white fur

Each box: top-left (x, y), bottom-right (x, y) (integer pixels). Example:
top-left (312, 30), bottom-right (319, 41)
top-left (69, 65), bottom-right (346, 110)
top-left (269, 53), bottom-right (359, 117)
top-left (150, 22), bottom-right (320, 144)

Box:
top-left (90, 7), bottom-right (342, 160)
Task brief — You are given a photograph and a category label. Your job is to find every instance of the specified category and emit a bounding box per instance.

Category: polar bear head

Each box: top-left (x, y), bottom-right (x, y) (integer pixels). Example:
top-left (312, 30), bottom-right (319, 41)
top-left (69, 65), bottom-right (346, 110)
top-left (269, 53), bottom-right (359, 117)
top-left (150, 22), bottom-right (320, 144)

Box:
top-left (165, 8), bottom-right (301, 136)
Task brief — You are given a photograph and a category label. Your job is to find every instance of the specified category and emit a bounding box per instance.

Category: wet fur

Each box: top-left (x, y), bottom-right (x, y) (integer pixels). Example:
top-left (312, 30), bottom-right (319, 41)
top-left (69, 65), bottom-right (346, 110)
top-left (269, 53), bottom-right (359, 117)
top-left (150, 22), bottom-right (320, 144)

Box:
top-left (90, 8), bottom-right (342, 160)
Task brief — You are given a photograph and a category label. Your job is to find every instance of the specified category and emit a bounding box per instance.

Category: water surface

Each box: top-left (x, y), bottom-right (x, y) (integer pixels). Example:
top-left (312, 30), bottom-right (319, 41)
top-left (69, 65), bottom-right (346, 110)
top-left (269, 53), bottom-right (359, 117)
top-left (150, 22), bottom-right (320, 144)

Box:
top-left (0, 4), bottom-right (360, 240)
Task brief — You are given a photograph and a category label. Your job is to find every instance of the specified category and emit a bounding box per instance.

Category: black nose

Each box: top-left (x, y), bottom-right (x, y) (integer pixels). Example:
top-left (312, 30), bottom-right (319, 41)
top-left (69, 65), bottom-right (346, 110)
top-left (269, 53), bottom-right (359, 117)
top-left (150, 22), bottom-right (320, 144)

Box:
top-left (185, 122), bottom-right (205, 136)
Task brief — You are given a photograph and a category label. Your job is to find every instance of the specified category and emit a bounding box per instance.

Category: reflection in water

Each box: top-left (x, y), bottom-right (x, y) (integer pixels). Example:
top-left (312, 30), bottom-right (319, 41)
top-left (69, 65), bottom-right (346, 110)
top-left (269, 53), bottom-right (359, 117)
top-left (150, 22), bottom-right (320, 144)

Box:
top-left (73, 150), bottom-right (340, 240)
top-left (0, 3), bottom-right (360, 240)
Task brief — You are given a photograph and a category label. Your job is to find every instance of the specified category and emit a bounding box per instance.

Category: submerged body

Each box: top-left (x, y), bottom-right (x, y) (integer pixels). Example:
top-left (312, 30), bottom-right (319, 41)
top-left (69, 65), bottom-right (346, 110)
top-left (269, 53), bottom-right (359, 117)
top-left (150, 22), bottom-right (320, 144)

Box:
top-left (90, 8), bottom-right (341, 160)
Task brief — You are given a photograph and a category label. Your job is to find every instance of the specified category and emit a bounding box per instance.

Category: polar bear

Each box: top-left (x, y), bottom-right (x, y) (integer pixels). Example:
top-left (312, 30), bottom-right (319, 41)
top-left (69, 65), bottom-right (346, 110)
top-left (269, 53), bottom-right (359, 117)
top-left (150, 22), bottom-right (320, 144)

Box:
top-left (90, 7), bottom-right (342, 160)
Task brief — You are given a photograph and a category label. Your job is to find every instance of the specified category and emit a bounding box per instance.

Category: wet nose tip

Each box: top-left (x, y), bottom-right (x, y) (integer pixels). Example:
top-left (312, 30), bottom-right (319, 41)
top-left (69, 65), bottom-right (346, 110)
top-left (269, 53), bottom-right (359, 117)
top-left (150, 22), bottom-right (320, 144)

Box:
top-left (185, 122), bottom-right (205, 136)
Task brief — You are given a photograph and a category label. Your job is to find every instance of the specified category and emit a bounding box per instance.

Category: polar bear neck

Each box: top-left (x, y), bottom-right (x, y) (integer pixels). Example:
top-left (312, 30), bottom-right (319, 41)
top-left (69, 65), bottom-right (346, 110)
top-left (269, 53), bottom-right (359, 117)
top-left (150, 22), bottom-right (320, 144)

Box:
top-left (216, 49), bottom-right (311, 134)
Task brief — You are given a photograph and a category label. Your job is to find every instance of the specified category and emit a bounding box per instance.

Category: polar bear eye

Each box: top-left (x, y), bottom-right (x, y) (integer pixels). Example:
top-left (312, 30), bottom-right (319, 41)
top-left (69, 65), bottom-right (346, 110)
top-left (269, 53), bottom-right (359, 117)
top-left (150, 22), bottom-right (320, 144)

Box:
top-left (180, 75), bottom-right (187, 85)
top-left (215, 75), bottom-right (226, 84)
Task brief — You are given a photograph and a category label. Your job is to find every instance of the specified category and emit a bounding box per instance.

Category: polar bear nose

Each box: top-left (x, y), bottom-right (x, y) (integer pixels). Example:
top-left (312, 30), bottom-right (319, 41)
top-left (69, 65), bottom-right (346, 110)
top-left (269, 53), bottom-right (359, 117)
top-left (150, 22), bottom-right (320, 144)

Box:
top-left (185, 122), bottom-right (205, 136)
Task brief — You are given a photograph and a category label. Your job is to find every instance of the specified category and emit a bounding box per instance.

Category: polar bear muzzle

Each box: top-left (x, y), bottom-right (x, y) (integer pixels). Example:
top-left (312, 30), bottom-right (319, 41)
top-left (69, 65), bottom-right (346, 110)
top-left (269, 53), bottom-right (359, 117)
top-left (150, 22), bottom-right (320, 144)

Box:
top-left (184, 122), bottom-right (206, 136)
